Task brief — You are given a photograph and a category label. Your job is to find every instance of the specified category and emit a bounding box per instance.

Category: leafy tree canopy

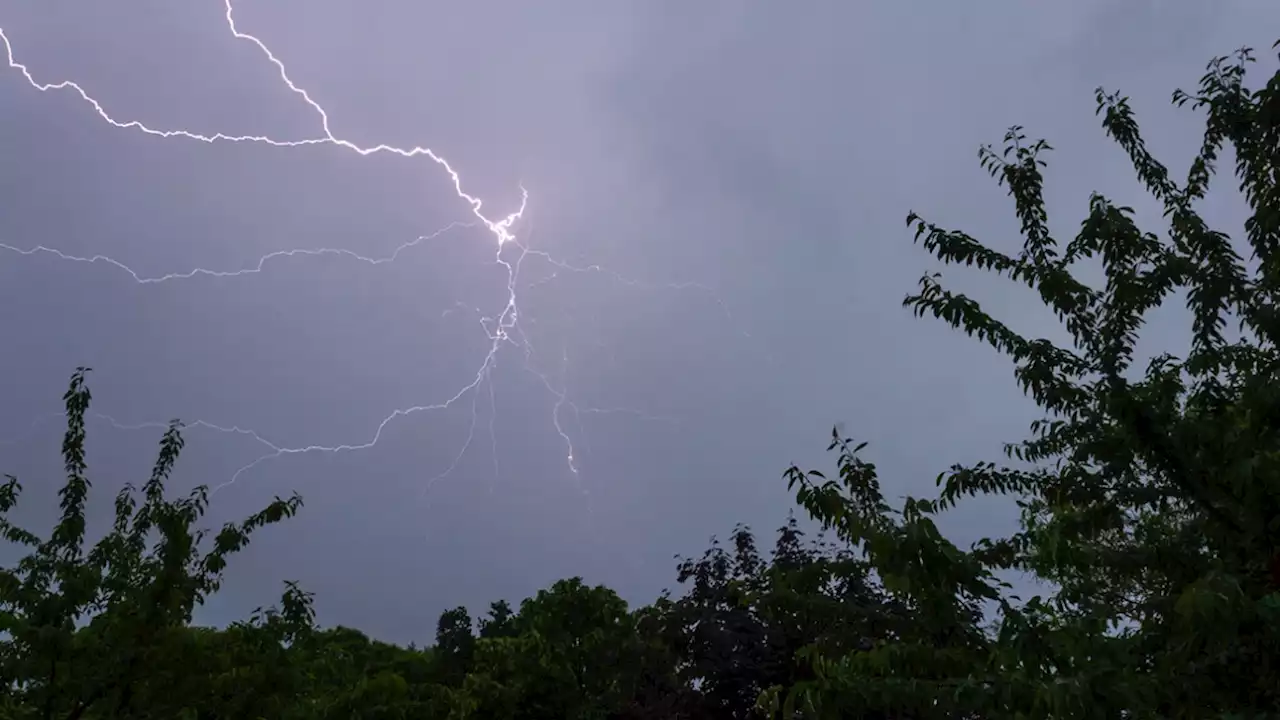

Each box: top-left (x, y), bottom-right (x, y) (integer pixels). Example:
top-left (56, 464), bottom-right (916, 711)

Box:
top-left (781, 39), bottom-right (1280, 719)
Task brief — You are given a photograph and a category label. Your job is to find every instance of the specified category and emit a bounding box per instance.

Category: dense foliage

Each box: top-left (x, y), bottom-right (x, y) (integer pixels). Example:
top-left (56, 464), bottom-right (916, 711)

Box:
top-left (1, 372), bottom-right (899, 719)
top-left (778, 40), bottom-right (1280, 718)
top-left (3, 40), bottom-right (1279, 719)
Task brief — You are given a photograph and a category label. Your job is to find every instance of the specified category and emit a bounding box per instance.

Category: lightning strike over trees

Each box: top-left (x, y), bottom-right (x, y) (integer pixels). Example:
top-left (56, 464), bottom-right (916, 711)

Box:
top-left (3, 3), bottom-right (1279, 718)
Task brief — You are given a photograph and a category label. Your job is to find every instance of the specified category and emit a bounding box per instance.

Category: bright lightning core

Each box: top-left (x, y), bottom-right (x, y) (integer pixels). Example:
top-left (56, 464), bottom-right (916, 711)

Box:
top-left (0, 2), bottom-right (722, 497)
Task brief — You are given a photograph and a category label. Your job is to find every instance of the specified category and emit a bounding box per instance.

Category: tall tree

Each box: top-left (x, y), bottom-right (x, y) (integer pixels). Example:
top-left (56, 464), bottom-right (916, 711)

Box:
top-left (433, 606), bottom-right (476, 688)
top-left (453, 577), bottom-right (641, 720)
top-left (781, 41), bottom-right (1280, 718)
top-left (0, 369), bottom-right (309, 719)
top-left (657, 520), bottom-right (904, 719)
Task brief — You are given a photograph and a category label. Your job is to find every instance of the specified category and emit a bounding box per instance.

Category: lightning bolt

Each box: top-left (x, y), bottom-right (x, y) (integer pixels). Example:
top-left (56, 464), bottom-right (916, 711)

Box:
top-left (0, 2), bottom-right (728, 497)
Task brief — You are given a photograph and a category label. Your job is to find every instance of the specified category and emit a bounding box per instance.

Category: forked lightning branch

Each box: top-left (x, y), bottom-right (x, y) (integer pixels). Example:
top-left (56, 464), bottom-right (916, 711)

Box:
top-left (0, 1), bottom-right (721, 495)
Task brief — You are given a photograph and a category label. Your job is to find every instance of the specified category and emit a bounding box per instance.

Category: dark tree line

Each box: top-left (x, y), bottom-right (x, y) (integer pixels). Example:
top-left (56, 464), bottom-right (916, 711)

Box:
top-left (2, 379), bottom-right (901, 719)
top-left (4, 39), bottom-right (1280, 719)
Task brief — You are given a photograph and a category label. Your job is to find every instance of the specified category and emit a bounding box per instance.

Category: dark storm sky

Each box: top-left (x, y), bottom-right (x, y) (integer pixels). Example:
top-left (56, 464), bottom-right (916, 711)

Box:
top-left (1, 1), bottom-right (1276, 643)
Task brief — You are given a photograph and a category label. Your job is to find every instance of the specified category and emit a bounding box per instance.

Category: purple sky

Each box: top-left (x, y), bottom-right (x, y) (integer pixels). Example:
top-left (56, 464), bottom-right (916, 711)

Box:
top-left (1, 1), bottom-right (1276, 643)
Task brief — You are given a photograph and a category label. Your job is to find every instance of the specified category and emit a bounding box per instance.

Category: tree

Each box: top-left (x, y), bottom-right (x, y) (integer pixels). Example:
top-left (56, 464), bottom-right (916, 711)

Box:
top-left (0, 368), bottom-right (310, 719)
top-left (781, 41), bottom-right (1280, 718)
top-left (455, 577), bottom-right (641, 720)
top-left (433, 606), bottom-right (476, 688)
top-left (477, 600), bottom-right (517, 640)
top-left (650, 519), bottom-right (905, 719)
